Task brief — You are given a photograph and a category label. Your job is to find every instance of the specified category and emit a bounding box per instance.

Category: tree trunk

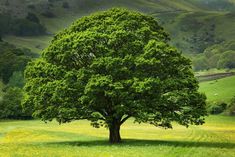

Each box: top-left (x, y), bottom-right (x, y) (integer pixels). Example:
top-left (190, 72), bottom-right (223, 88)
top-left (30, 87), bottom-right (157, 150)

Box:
top-left (109, 122), bottom-right (121, 143)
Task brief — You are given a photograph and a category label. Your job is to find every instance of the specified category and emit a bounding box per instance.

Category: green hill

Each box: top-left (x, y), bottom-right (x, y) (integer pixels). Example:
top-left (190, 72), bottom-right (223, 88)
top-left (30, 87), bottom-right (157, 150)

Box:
top-left (1, 0), bottom-right (235, 71)
top-left (1, 1), bottom-right (235, 60)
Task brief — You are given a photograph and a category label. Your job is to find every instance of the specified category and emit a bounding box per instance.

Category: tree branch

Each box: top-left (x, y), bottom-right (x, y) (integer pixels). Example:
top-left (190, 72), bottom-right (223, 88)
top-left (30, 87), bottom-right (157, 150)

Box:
top-left (120, 115), bottom-right (131, 125)
top-left (98, 117), bottom-right (106, 121)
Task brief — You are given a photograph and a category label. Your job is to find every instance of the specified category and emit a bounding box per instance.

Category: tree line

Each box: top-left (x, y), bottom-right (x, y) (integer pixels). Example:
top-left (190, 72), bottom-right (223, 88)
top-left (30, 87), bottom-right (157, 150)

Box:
top-left (193, 41), bottom-right (235, 71)
top-left (0, 41), bottom-right (36, 119)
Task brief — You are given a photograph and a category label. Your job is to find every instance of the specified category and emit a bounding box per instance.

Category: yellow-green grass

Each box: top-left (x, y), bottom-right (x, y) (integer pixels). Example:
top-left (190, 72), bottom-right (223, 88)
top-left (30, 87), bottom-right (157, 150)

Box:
top-left (0, 116), bottom-right (235, 157)
top-left (199, 76), bottom-right (235, 103)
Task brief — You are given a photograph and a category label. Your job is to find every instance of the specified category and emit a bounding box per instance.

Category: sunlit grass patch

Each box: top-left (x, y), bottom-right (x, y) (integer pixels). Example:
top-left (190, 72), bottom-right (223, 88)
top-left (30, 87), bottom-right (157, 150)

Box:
top-left (3, 129), bottom-right (62, 143)
top-left (0, 116), bottom-right (234, 157)
top-left (199, 76), bottom-right (235, 103)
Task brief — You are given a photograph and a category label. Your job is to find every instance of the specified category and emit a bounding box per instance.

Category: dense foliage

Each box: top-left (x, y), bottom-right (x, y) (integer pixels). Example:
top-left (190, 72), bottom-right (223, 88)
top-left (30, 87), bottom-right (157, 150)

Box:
top-left (206, 96), bottom-right (235, 115)
top-left (0, 42), bottom-right (37, 83)
top-left (193, 41), bottom-right (235, 71)
top-left (23, 8), bottom-right (207, 143)
top-left (0, 42), bottom-right (35, 119)
top-left (0, 87), bottom-right (31, 119)
top-left (207, 102), bottom-right (227, 115)
top-left (227, 96), bottom-right (235, 115)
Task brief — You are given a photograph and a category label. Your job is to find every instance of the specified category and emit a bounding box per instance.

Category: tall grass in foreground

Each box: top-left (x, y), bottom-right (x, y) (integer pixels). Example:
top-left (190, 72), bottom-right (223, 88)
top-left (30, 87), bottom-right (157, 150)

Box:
top-left (0, 116), bottom-right (234, 157)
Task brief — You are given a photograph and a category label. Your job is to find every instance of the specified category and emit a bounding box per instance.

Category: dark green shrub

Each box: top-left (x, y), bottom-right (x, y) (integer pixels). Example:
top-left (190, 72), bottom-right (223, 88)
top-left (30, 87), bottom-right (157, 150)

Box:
top-left (207, 102), bottom-right (227, 114)
top-left (193, 55), bottom-right (209, 71)
top-left (217, 50), bottom-right (235, 69)
top-left (0, 87), bottom-right (31, 119)
top-left (227, 97), bottom-right (235, 115)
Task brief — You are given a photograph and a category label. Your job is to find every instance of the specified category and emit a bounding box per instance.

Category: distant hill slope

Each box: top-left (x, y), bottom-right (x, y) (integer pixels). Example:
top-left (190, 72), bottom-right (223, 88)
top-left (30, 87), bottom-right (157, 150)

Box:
top-left (1, 0), bottom-right (235, 70)
top-left (199, 75), bottom-right (235, 102)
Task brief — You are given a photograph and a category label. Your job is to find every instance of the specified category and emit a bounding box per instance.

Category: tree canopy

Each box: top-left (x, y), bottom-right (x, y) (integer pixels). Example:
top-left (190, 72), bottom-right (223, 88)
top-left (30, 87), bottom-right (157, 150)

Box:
top-left (23, 8), bottom-right (207, 143)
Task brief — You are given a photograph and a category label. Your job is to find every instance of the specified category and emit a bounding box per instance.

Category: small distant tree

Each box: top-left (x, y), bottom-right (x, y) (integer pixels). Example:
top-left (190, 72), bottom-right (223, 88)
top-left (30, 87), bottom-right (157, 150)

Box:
top-left (0, 87), bottom-right (24, 119)
top-left (193, 56), bottom-right (209, 71)
top-left (228, 96), bottom-right (235, 115)
top-left (23, 8), bottom-right (207, 143)
top-left (207, 102), bottom-right (227, 114)
top-left (217, 50), bottom-right (235, 69)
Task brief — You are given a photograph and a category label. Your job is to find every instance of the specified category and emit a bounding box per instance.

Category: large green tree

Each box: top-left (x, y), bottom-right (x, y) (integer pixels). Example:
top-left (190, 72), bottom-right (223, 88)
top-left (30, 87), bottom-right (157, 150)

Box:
top-left (23, 8), bottom-right (207, 143)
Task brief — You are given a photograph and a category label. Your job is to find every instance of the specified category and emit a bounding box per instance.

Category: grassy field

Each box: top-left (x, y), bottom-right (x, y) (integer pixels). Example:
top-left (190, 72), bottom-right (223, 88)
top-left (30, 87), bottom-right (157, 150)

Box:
top-left (0, 116), bottom-right (235, 157)
top-left (199, 75), bottom-right (235, 103)
top-left (0, 2), bottom-right (234, 156)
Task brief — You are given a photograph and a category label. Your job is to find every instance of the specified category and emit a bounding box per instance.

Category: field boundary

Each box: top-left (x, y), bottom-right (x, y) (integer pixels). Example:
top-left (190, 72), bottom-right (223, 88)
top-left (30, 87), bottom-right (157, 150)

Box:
top-left (197, 72), bottom-right (235, 82)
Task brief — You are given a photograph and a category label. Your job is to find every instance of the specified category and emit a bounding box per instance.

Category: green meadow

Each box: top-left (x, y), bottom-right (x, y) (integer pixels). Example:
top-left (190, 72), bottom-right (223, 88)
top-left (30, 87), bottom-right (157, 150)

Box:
top-left (0, 116), bottom-right (235, 157)
top-left (199, 76), bottom-right (235, 103)
top-left (0, 1), bottom-right (235, 156)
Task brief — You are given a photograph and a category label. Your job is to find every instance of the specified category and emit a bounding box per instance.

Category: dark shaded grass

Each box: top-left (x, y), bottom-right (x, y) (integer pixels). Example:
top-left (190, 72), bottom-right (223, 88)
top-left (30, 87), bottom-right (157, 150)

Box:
top-left (44, 139), bottom-right (235, 149)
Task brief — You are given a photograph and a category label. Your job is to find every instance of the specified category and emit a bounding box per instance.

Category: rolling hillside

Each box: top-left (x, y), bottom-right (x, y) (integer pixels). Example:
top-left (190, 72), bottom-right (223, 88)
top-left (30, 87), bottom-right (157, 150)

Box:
top-left (1, 0), bottom-right (235, 56)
